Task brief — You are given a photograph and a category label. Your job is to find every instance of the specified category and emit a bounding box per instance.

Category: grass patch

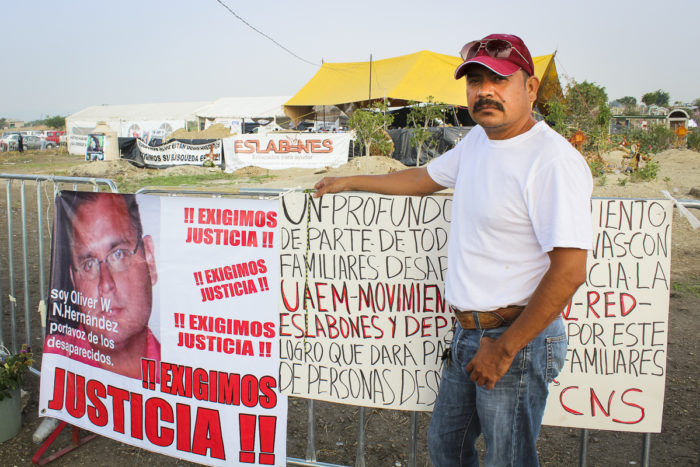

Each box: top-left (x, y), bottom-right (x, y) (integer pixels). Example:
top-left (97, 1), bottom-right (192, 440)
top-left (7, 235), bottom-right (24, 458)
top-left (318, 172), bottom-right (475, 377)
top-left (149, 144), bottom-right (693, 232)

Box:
top-left (114, 172), bottom-right (277, 193)
top-left (140, 173), bottom-right (233, 186)
top-left (115, 173), bottom-right (233, 192)
top-left (671, 276), bottom-right (700, 297)
top-left (247, 174), bottom-right (276, 184)
top-left (630, 160), bottom-right (660, 182)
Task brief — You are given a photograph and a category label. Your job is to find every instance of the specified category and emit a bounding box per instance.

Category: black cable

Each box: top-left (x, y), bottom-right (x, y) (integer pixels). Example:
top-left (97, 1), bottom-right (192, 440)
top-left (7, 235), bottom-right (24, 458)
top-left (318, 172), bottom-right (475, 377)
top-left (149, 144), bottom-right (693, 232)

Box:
top-left (214, 0), bottom-right (318, 67)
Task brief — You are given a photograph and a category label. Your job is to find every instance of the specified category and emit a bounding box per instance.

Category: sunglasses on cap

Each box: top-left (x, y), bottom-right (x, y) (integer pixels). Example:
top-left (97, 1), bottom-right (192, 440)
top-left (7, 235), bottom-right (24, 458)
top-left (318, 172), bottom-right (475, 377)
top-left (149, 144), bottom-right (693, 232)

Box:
top-left (459, 39), bottom-right (532, 75)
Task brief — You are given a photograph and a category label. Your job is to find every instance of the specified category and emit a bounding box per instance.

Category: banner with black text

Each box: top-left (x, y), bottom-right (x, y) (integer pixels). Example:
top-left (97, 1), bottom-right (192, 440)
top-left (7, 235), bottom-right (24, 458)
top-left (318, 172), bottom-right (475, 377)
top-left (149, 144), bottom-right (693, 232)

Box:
top-left (134, 139), bottom-right (223, 168)
top-left (277, 194), bottom-right (672, 432)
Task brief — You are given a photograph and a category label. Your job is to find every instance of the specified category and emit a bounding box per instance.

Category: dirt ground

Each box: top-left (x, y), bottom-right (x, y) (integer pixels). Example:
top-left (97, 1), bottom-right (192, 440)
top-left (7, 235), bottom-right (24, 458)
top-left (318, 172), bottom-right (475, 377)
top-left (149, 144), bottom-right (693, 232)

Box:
top-left (0, 147), bottom-right (698, 466)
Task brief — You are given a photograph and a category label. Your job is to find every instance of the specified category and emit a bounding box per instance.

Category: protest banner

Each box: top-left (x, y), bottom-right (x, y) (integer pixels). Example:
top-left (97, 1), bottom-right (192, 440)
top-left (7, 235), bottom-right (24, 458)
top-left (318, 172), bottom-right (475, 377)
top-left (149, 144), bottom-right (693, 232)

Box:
top-left (40, 192), bottom-right (286, 466)
top-left (223, 133), bottom-right (352, 172)
top-left (278, 192), bottom-right (453, 411)
top-left (121, 120), bottom-right (182, 143)
top-left (136, 139), bottom-right (223, 168)
top-left (542, 198), bottom-right (672, 433)
top-left (86, 134), bottom-right (104, 161)
top-left (68, 134), bottom-right (88, 156)
top-left (278, 194), bottom-right (672, 433)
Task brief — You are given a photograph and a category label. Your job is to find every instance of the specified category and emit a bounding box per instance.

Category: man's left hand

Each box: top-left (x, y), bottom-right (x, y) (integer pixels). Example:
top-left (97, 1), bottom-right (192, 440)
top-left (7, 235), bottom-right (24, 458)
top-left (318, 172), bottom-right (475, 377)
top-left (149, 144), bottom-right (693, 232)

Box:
top-left (465, 336), bottom-right (515, 390)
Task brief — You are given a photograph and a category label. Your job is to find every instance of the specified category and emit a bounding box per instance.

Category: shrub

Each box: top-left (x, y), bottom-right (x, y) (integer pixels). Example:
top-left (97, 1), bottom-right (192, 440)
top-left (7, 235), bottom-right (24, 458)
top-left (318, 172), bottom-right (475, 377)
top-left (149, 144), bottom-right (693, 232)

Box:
top-left (630, 160), bottom-right (660, 182)
top-left (0, 344), bottom-right (33, 400)
top-left (625, 125), bottom-right (675, 153)
top-left (587, 159), bottom-right (604, 178)
top-left (687, 128), bottom-right (700, 151)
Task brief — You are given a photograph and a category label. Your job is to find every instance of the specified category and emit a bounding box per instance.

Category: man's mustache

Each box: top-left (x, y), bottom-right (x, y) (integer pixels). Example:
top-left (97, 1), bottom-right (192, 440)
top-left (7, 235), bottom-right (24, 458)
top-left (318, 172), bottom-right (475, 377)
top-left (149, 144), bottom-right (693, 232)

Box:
top-left (472, 99), bottom-right (504, 113)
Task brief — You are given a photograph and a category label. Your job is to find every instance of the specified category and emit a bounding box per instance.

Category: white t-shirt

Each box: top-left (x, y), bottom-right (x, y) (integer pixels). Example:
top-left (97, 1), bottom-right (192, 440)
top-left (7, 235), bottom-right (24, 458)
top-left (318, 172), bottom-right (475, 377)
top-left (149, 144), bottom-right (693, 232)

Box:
top-left (427, 121), bottom-right (593, 311)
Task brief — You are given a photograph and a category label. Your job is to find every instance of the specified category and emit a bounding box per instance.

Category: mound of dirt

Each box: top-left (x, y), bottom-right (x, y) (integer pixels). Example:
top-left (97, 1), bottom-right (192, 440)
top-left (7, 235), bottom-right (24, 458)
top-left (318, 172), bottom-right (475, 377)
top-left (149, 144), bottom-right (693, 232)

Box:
top-left (334, 155), bottom-right (408, 174)
top-left (234, 166), bottom-right (271, 177)
top-left (600, 148), bottom-right (629, 167)
top-left (593, 148), bottom-right (700, 199)
top-left (166, 123), bottom-right (234, 141)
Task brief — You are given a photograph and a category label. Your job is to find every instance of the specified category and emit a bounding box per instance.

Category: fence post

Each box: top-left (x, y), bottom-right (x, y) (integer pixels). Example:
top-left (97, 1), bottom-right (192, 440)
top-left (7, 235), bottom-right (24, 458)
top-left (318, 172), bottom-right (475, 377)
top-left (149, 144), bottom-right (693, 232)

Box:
top-left (354, 407), bottom-right (366, 467)
top-left (578, 428), bottom-right (589, 467)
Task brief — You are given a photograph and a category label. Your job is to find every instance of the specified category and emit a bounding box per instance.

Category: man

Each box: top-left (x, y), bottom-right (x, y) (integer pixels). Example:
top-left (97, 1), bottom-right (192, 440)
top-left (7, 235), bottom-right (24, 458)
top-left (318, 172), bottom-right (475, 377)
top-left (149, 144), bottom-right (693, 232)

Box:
top-left (50, 192), bottom-right (160, 380)
top-left (314, 34), bottom-right (592, 466)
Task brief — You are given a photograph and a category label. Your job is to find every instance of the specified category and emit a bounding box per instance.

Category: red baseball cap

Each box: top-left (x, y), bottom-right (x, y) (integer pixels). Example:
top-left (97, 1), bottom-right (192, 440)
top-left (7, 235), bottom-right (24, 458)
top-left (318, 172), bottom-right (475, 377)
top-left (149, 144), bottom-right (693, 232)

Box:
top-left (454, 34), bottom-right (535, 79)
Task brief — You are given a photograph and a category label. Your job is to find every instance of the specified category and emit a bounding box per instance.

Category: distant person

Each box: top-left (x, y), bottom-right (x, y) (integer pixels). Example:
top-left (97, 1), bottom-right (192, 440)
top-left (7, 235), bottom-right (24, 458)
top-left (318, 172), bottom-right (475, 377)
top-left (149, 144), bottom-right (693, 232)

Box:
top-left (18, 134), bottom-right (24, 153)
top-left (47, 192), bottom-right (160, 379)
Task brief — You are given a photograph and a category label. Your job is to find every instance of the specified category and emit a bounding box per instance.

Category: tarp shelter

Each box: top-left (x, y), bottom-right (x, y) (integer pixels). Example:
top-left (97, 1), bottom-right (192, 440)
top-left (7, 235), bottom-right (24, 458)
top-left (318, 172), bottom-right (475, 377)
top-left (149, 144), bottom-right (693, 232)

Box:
top-left (194, 96), bottom-right (292, 132)
top-left (284, 50), bottom-right (562, 124)
top-left (65, 101), bottom-right (208, 155)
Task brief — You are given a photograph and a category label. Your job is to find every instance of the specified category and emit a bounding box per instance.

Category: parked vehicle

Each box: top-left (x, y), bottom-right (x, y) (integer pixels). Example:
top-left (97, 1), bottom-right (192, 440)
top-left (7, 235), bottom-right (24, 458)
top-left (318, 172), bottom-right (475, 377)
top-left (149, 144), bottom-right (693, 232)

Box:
top-left (43, 130), bottom-right (65, 144)
top-left (0, 133), bottom-right (19, 151)
top-left (25, 135), bottom-right (57, 150)
top-left (0, 134), bottom-right (57, 150)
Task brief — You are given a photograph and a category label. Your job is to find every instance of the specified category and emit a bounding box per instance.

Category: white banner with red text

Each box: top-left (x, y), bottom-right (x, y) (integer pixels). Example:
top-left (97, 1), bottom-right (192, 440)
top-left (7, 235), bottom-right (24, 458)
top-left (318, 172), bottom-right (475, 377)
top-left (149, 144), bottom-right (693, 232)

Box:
top-left (277, 194), bottom-right (672, 433)
top-left (222, 133), bottom-right (352, 172)
top-left (40, 192), bottom-right (285, 466)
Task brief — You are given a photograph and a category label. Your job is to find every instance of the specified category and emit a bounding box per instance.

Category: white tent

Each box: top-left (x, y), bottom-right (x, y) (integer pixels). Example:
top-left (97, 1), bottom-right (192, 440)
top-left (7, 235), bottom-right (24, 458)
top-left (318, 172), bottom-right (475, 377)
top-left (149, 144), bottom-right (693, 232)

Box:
top-left (65, 101), bottom-right (208, 155)
top-left (194, 96), bottom-right (291, 133)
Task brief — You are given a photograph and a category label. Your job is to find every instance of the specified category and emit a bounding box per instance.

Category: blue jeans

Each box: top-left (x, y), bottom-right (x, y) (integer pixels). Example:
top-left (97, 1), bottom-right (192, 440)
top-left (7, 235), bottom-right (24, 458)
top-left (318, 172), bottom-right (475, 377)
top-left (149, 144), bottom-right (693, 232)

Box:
top-left (427, 318), bottom-right (567, 467)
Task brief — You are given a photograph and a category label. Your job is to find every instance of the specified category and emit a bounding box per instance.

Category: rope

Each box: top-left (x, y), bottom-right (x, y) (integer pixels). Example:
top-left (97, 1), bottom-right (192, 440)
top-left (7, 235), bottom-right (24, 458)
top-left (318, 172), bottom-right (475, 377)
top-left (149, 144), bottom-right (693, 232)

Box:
top-left (302, 191), bottom-right (314, 340)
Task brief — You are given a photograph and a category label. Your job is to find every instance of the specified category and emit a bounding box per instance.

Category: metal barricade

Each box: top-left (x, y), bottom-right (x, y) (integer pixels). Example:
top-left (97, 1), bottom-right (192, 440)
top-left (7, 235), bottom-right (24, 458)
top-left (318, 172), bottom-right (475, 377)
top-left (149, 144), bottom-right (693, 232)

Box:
top-left (0, 174), bottom-right (118, 375)
top-left (3, 180), bottom-right (697, 466)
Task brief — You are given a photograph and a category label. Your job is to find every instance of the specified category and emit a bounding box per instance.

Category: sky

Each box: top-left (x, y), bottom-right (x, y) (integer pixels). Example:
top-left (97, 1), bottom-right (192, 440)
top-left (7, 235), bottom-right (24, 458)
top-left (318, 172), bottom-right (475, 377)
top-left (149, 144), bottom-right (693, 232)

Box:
top-left (2, 0), bottom-right (699, 121)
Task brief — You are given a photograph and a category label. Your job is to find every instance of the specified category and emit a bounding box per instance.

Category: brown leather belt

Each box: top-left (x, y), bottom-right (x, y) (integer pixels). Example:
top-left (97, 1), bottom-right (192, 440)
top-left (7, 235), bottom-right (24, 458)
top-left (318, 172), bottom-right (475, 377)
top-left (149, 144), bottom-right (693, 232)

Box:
top-left (450, 305), bottom-right (525, 330)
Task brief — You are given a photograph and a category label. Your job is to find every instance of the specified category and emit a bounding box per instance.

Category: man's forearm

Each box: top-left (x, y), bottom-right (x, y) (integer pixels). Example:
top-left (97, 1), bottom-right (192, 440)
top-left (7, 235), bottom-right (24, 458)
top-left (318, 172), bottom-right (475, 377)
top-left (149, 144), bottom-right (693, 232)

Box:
top-left (465, 247), bottom-right (588, 389)
top-left (314, 167), bottom-right (445, 197)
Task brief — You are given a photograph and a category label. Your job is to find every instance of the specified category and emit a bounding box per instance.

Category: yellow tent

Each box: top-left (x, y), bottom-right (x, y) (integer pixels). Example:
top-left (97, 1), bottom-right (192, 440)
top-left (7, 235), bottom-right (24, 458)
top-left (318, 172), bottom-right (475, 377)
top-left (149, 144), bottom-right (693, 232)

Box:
top-left (284, 50), bottom-right (561, 124)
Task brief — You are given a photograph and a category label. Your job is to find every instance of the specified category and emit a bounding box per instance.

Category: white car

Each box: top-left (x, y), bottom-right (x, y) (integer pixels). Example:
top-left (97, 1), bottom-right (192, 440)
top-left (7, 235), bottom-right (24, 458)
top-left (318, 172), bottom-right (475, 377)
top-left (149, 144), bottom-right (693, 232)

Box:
top-left (0, 134), bottom-right (56, 151)
top-left (0, 133), bottom-right (19, 151)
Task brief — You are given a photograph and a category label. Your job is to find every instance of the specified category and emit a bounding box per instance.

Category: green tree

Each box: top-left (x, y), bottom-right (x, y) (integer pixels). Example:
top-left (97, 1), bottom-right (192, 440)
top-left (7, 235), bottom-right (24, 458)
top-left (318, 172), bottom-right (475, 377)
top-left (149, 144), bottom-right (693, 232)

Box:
top-left (544, 80), bottom-right (612, 157)
top-left (617, 96), bottom-right (636, 106)
top-left (617, 96), bottom-right (637, 114)
top-left (544, 98), bottom-right (569, 135)
top-left (655, 90), bottom-right (670, 107)
top-left (564, 80), bottom-right (611, 134)
top-left (0, 118), bottom-right (6, 129)
top-left (641, 89), bottom-right (670, 107)
top-left (44, 115), bottom-right (66, 130)
top-left (406, 96), bottom-right (448, 166)
top-left (348, 101), bottom-right (394, 157)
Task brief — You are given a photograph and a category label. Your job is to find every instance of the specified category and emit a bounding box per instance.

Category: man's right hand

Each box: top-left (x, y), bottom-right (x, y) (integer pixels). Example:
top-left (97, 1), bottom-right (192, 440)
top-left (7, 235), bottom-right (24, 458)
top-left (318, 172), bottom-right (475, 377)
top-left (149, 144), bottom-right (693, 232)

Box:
top-left (314, 176), bottom-right (350, 197)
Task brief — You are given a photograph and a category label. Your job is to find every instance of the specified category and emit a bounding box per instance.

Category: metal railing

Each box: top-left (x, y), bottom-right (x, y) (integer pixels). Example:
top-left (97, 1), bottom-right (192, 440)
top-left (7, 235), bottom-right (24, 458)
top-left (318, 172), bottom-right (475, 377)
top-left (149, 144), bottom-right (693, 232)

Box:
top-left (2, 179), bottom-right (698, 466)
top-left (0, 174), bottom-right (118, 375)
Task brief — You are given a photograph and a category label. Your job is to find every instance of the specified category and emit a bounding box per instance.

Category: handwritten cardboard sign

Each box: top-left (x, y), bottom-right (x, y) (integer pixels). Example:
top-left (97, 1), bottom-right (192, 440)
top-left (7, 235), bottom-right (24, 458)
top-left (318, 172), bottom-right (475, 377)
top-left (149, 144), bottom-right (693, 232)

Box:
top-left (279, 194), bottom-right (672, 433)
top-left (542, 198), bottom-right (672, 432)
top-left (278, 192), bottom-right (453, 410)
